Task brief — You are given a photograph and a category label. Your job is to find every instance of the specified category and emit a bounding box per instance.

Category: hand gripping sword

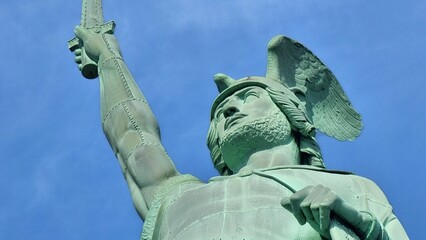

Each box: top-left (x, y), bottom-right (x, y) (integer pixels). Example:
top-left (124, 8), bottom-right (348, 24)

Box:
top-left (68, 0), bottom-right (115, 79)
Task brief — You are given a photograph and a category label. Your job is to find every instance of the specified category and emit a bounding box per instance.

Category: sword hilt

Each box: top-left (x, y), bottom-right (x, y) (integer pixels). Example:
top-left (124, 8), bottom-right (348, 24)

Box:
top-left (68, 21), bottom-right (116, 79)
top-left (330, 217), bottom-right (360, 240)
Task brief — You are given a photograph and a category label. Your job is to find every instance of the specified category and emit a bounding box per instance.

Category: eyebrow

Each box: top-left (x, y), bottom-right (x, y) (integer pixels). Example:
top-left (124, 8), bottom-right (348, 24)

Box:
top-left (215, 98), bottom-right (229, 112)
top-left (214, 87), bottom-right (259, 117)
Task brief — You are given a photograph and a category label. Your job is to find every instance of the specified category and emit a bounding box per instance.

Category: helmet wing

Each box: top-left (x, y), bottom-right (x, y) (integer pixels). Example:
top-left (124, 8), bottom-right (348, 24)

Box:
top-left (266, 35), bottom-right (363, 141)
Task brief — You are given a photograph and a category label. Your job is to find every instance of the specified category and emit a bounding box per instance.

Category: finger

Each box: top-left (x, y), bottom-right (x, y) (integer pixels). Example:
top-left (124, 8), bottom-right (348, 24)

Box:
top-left (296, 185), bottom-right (315, 198)
top-left (289, 186), bottom-right (315, 225)
top-left (300, 199), bottom-right (314, 224)
top-left (78, 64), bottom-right (83, 71)
top-left (74, 25), bottom-right (90, 41)
top-left (319, 205), bottom-right (331, 231)
top-left (300, 185), bottom-right (327, 226)
top-left (75, 56), bottom-right (82, 64)
top-left (280, 197), bottom-right (292, 212)
top-left (288, 196), bottom-right (307, 225)
top-left (316, 187), bottom-right (336, 231)
top-left (281, 197), bottom-right (306, 224)
top-left (74, 49), bottom-right (82, 56)
top-left (309, 186), bottom-right (328, 227)
top-left (311, 203), bottom-right (320, 228)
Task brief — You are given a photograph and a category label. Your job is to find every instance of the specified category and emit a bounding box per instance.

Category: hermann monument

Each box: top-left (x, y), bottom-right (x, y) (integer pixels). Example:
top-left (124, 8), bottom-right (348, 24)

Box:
top-left (69, 0), bottom-right (408, 239)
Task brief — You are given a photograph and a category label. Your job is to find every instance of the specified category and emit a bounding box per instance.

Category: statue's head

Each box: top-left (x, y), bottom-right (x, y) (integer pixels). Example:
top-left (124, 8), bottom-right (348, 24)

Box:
top-left (207, 75), bottom-right (324, 175)
top-left (207, 35), bottom-right (363, 175)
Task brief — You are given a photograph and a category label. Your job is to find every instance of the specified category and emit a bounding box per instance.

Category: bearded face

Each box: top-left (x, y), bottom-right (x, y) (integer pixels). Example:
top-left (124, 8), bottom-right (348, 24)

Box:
top-left (213, 86), bottom-right (294, 172)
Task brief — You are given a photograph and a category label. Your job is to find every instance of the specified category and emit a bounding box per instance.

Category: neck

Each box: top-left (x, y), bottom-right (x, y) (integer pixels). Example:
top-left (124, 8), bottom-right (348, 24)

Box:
top-left (236, 138), bottom-right (300, 173)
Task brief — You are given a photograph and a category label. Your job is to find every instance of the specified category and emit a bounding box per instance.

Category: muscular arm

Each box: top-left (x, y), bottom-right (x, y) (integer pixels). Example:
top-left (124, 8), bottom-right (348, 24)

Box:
top-left (75, 27), bottom-right (179, 220)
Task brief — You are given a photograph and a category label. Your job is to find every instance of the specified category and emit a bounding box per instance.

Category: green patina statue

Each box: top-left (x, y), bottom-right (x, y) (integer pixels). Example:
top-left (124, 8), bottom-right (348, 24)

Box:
top-left (69, 1), bottom-right (408, 239)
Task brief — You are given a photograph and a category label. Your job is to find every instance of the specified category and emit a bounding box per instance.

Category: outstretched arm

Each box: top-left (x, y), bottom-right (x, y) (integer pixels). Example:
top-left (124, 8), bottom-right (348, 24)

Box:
top-left (74, 26), bottom-right (179, 220)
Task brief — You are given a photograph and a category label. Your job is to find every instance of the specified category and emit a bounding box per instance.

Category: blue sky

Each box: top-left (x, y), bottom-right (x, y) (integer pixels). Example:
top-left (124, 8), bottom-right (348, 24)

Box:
top-left (0, 0), bottom-right (424, 239)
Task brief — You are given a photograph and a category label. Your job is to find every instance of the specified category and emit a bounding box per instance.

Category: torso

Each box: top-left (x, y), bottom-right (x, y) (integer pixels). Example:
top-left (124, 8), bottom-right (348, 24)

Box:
top-left (142, 166), bottom-right (389, 240)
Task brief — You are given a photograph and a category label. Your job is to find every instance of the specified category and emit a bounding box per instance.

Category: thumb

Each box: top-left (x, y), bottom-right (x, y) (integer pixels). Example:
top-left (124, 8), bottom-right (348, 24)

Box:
top-left (74, 25), bottom-right (90, 41)
top-left (280, 197), bottom-right (292, 212)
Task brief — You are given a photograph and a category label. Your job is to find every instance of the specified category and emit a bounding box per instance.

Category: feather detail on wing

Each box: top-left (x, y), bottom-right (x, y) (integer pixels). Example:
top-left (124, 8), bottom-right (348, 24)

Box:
top-left (266, 35), bottom-right (362, 141)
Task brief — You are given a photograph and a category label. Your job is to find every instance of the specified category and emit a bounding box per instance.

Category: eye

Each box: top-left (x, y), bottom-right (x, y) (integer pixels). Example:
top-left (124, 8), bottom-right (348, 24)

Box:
top-left (243, 90), bottom-right (259, 103)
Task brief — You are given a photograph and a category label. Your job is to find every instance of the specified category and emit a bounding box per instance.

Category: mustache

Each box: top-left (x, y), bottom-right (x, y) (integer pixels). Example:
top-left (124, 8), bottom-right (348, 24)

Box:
top-left (224, 113), bottom-right (248, 130)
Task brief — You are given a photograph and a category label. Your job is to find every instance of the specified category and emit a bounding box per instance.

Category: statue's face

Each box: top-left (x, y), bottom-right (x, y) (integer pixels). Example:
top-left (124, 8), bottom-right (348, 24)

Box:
top-left (214, 86), bottom-right (280, 136)
top-left (213, 86), bottom-right (292, 172)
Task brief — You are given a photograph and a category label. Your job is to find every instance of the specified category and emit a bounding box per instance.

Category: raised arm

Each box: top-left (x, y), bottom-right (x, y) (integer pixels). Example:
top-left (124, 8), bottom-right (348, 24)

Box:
top-left (73, 26), bottom-right (179, 220)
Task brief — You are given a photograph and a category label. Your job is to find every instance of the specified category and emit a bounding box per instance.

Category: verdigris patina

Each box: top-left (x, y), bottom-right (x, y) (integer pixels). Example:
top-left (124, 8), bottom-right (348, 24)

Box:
top-left (69, 0), bottom-right (408, 239)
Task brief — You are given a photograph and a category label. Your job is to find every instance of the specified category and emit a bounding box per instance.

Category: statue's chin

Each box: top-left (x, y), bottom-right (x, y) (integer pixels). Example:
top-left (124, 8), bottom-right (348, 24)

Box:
top-left (219, 110), bottom-right (292, 171)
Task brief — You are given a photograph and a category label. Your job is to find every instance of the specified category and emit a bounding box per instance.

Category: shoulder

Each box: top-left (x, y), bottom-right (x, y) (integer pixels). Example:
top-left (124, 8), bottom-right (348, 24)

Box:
top-left (156, 174), bottom-right (204, 196)
top-left (305, 167), bottom-right (392, 204)
top-left (349, 174), bottom-right (391, 204)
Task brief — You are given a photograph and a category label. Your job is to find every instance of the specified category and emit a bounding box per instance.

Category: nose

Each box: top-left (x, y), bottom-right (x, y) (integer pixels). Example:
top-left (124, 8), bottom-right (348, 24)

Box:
top-left (223, 105), bottom-right (239, 118)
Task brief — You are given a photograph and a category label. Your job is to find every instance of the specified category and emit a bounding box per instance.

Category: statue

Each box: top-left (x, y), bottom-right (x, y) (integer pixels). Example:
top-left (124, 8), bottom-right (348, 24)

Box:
top-left (69, 1), bottom-right (408, 239)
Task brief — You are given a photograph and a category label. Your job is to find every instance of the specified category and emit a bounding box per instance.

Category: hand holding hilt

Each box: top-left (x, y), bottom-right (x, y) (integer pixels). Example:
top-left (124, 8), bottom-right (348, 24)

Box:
top-left (281, 185), bottom-right (384, 239)
top-left (68, 0), bottom-right (115, 79)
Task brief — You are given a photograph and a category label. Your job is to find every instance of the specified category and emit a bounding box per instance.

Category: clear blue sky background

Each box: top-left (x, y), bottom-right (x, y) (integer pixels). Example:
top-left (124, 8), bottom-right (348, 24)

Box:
top-left (0, 0), bottom-right (424, 239)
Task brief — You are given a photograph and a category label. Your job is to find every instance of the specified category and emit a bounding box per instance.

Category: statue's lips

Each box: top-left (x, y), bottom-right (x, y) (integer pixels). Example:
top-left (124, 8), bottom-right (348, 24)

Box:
top-left (225, 114), bottom-right (247, 130)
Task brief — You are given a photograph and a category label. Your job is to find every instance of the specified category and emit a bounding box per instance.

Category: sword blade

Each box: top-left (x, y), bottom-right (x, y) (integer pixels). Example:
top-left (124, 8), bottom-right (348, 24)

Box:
top-left (81, 0), bottom-right (104, 29)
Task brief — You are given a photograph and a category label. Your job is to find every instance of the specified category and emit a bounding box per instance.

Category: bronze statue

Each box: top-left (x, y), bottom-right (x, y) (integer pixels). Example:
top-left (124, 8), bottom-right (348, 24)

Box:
top-left (69, 0), bottom-right (408, 239)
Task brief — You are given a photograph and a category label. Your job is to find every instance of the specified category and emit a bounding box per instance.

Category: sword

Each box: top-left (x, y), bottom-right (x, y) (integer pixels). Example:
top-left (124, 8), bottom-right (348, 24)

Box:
top-left (68, 0), bottom-right (115, 79)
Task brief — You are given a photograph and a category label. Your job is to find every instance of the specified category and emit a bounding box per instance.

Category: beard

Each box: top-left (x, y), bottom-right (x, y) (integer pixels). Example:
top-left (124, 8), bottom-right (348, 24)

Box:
top-left (218, 108), bottom-right (292, 169)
